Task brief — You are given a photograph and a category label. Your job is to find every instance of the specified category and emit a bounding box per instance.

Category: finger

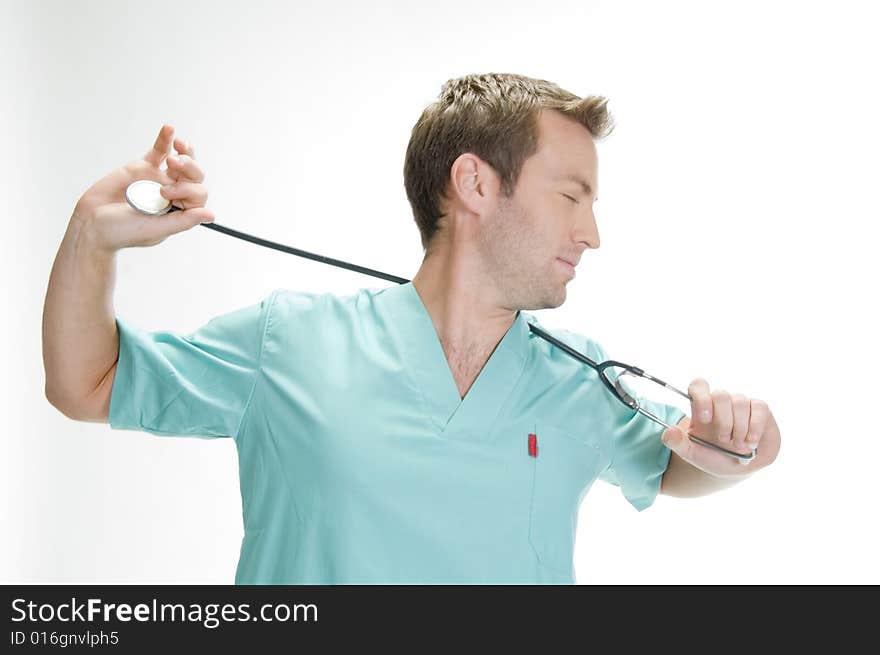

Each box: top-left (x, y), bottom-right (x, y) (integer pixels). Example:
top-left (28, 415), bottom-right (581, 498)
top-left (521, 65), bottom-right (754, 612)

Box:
top-left (164, 157), bottom-right (180, 183)
top-left (160, 181), bottom-right (208, 210)
top-left (153, 208), bottom-right (216, 239)
top-left (662, 425), bottom-right (695, 461)
top-left (173, 136), bottom-right (196, 159)
top-left (177, 206), bottom-right (215, 225)
top-left (730, 394), bottom-right (751, 451)
top-left (746, 399), bottom-right (768, 450)
top-left (711, 389), bottom-right (734, 446)
top-left (688, 378), bottom-right (713, 425)
top-left (663, 424), bottom-right (745, 476)
top-left (144, 124), bottom-right (175, 168)
top-left (165, 154), bottom-right (205, 183)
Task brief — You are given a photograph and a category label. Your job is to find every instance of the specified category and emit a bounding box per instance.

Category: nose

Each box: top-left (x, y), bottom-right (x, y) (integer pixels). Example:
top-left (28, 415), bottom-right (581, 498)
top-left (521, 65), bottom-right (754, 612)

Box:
top-left (576, 204), bottom-right (600, 249)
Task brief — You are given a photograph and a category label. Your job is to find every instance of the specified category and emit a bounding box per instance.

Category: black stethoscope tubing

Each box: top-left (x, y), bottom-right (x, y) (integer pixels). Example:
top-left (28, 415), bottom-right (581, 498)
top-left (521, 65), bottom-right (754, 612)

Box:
top-left (157, 213), bottom-right (754, 463)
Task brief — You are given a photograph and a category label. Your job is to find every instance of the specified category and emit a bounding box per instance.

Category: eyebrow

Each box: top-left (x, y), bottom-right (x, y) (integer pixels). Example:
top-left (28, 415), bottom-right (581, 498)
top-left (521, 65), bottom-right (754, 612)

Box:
top-left (561, 175), bottom-right (598, 200)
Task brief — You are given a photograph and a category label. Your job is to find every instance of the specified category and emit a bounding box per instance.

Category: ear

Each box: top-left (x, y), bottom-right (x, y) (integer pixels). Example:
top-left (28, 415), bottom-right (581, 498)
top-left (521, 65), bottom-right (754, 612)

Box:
top-left (449, 153), bottom-right (498, 213)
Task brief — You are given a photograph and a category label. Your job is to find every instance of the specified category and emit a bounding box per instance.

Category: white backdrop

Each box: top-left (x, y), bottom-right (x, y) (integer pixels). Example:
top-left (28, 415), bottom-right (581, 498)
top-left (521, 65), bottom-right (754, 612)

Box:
top-left (2, 0), bottom-right (878, 584)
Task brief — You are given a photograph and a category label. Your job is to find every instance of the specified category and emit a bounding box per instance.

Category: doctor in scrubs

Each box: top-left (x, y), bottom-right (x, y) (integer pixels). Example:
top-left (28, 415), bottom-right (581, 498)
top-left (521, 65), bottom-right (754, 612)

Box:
top-left (43, 72), bottom-right (781, 584)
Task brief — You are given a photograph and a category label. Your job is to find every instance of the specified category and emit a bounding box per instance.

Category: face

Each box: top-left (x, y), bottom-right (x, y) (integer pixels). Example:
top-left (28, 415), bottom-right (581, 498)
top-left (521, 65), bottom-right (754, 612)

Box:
top-left (477, 108), bottom-right (600, 311)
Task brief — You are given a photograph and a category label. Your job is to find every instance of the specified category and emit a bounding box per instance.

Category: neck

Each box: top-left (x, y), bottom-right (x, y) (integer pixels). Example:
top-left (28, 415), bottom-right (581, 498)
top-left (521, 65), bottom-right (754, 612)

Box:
top-left (410, 245), bottom-right (518, 357)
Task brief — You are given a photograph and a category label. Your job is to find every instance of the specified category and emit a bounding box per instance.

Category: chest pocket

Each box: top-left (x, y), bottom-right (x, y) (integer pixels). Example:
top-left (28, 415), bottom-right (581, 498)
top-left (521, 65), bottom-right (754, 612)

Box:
top-left (528, 422), bottom-right (607, 576)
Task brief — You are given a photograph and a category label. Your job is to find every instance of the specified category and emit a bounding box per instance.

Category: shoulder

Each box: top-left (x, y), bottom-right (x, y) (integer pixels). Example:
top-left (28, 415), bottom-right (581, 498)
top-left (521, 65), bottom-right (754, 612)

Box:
top-left (520, 311), bottom-right (609, 367)
top-left (268, 285), bottom-right (388, 320)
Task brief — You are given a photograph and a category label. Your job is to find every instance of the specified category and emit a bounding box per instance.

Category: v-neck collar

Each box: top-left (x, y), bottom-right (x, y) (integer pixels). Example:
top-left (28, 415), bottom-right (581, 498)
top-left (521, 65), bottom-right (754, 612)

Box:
top-left (378, 281), bottom-right (533, 440)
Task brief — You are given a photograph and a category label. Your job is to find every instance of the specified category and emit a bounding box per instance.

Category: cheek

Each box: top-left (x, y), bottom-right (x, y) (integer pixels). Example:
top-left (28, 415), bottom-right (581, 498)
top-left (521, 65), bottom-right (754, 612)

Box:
top-left (522, 218), bottom-right (556, 258)
top-left (491, 203), bottom-right (552, 264)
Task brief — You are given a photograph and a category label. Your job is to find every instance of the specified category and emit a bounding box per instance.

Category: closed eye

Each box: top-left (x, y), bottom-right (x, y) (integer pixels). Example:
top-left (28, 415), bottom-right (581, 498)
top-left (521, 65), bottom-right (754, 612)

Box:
top-left (562, 194), bottom-right (579, 204)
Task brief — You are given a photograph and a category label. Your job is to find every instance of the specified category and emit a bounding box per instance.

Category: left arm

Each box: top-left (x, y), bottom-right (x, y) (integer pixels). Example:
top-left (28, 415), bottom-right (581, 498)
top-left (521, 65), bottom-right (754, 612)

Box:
top-left (659, 379), bottom-right (782, 498)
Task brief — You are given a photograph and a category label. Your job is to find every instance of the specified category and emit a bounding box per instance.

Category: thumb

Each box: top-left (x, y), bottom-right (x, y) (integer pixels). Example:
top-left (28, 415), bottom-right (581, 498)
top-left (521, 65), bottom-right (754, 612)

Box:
top-left (662, 425), bottom-right (686, 453)
top-left (150, 207), bottom-right (215, 240)
top-left (178, 206), bottom-right (215, 225)
top-left (168, 206), bottom-right (215, 229)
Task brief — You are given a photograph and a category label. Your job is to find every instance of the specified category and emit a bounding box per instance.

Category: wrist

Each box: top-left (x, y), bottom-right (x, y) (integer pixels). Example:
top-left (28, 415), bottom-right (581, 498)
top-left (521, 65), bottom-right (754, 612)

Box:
top-left (68, 210), bottom-right (117, 260)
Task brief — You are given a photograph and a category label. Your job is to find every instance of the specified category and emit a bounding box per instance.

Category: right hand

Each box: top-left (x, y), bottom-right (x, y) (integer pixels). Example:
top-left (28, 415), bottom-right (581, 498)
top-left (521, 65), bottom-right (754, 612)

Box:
top-left (72, 124), bottom-right (216, 252)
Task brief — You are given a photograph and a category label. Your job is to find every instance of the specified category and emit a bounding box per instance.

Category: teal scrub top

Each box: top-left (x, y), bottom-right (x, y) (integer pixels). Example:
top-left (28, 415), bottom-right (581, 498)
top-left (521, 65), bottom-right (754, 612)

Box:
top-left (109, 281), bottom-right (686, 584)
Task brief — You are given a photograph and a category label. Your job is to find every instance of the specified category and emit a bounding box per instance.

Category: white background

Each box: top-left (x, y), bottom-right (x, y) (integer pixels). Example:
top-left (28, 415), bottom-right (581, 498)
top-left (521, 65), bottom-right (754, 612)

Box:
top-left (2, 0), bottom-right (878, 584)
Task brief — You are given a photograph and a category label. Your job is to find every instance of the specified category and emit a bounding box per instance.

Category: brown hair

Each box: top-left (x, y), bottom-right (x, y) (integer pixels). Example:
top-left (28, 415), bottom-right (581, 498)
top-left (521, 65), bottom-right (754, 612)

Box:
top-left (403, 72), bottom-right (615, 253)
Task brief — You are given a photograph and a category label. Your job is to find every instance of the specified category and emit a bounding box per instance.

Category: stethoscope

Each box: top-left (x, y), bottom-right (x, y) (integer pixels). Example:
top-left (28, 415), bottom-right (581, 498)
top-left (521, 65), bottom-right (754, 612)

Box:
top-left (124, 179), bottom-right (757, 463)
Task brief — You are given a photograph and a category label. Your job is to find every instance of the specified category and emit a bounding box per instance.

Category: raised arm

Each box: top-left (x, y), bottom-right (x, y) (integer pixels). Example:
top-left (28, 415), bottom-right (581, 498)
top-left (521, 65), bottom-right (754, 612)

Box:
top-left (42, 124), bottom-right (214, 421)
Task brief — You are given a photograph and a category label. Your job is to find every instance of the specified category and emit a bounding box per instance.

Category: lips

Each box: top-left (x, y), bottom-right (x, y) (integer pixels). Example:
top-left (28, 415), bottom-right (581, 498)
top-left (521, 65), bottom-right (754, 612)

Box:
top-left (556, 258), bottom-right (576, 277)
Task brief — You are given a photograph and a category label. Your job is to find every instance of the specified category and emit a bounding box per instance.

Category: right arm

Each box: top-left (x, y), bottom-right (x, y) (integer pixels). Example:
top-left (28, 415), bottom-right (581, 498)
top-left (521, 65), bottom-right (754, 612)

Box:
top-left (42, 216), bottom-right (120, 422)
top-left (42, 124), bottom-right (214, 422)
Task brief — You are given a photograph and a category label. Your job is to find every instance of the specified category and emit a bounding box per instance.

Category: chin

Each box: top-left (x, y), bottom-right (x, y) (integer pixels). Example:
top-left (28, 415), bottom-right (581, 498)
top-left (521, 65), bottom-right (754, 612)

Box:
top-left (530, 288), bottom-right (566, 311)
top-left (548, 290), bottom-right (566, 309)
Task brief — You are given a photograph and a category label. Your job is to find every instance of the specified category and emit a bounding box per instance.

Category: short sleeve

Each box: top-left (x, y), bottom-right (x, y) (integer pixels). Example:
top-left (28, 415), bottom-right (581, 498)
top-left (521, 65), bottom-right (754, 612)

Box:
top-left (591, 340), bottom-right (688, 511)
top-left (108, 290), bottom-right (278, 440)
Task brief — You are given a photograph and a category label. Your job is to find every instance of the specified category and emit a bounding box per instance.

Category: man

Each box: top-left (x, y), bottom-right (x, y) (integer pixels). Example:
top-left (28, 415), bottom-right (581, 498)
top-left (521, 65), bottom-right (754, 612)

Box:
top-left (43, 72), bottom-right (781, 584)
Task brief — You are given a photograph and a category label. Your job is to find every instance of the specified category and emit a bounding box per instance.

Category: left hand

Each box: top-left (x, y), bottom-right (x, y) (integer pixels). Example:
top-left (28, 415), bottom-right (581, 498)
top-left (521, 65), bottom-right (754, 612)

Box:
top-left (661, 378), bottom-right (781, 477)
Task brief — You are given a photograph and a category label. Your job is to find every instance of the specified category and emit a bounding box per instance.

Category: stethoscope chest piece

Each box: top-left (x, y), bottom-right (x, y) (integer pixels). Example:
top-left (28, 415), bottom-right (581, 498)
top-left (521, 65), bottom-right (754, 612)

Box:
top-left (125, 180), bottom-right (179, 215)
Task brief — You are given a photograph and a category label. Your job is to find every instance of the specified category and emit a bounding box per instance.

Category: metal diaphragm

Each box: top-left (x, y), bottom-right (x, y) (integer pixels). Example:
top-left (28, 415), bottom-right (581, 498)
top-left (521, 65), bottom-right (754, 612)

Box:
top-left (125, 180), bottom-right (178, 215)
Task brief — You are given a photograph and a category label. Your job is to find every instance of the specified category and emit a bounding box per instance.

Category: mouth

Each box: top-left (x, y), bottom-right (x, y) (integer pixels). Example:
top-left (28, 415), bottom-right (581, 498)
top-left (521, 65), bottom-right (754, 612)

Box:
top-left (556, 258), bottom-right (576, 278)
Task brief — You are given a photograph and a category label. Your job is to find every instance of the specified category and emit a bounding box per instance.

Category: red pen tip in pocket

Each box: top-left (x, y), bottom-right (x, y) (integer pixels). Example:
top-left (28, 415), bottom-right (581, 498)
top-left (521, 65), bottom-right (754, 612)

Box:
top-left (528, 433), bottom-right (538, 457)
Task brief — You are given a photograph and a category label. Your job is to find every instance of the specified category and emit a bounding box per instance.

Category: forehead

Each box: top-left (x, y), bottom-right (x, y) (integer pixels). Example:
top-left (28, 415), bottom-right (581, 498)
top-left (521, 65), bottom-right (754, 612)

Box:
top-left (530, 109), bottom-right (598, 183)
